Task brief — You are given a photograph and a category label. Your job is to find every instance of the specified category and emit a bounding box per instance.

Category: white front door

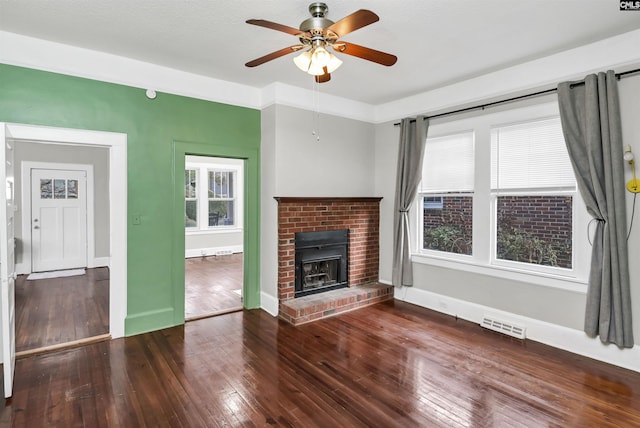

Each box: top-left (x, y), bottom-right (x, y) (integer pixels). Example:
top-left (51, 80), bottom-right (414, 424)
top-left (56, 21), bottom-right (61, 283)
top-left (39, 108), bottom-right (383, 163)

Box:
top-left (31, 169), bottom-right (88, 272)
top-left (1, 127), bottom-right (16, 397)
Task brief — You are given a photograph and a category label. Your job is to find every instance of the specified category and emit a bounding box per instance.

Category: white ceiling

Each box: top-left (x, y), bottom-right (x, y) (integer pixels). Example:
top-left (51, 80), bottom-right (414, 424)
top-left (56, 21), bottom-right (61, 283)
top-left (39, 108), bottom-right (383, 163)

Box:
top-left (1, 1), bottom-right (640, 105)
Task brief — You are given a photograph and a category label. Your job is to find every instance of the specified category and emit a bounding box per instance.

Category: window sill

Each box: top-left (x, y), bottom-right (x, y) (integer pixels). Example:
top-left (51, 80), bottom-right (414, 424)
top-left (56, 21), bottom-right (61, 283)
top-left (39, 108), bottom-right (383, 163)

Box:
top-left (411, 253), bottom-right (587, 293)
top-left (185, 227), bottom-right (243, 235)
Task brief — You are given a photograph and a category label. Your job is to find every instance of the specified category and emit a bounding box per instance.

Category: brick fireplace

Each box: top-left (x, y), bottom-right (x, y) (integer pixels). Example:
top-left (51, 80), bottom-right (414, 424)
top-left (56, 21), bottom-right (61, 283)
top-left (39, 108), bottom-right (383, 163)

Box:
top-left (275, 197), bottom-right (393, 325)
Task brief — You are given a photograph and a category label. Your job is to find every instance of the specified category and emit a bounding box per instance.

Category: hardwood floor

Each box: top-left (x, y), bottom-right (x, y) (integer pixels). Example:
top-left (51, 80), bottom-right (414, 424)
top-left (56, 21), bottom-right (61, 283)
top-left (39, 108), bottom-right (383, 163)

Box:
top-left (15, 268), bottom-right (109, 353)
top-left (185, 253), bottom-right (243, 320)
top-left (4, 300), bottom-right (640, 427)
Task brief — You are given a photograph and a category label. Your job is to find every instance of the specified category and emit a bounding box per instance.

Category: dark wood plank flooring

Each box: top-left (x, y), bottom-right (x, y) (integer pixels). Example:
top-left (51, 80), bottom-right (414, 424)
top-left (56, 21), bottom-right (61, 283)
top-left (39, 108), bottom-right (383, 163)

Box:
top-left (185, 254), bottom-right (243, 320)
top-left (4, 300), bottom-right (640, 427)
top-left (15, 268), bottom-right (109, 353)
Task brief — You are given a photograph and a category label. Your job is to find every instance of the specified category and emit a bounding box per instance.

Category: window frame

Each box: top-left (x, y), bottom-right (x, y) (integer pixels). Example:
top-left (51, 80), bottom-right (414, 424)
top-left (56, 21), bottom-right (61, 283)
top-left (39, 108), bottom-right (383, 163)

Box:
top-left (418, 192), bottom-right (475, 261)
top-left (207, 169), bottom-right (236, 227)
top-left (185, 160), bottom-right (243, 234)
top-left (184, 168), bottom-right (198, 229)
top-left (413, 100), bottom-right (590, 292)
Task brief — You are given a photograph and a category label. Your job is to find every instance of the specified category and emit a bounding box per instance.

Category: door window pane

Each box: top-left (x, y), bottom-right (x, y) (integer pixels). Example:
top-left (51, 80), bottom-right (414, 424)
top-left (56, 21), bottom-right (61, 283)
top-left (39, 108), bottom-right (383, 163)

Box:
top-left (67, 180), bottom-right (78, 199)
top-left (54, 179), bottom-right (66, 199)
top-left (40, 179), bottom-right (52, 199)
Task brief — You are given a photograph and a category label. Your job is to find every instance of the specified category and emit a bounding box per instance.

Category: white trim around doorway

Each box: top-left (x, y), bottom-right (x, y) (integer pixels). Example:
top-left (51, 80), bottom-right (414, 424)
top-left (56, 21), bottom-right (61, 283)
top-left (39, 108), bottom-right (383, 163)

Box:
top-left (4, 123), bottom-right (127, 339)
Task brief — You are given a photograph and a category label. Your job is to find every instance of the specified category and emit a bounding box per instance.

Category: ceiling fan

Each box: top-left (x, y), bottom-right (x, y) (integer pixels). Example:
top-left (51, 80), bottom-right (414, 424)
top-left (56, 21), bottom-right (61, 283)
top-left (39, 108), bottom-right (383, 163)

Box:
top-left (245, 2), bottom-right (397, 83)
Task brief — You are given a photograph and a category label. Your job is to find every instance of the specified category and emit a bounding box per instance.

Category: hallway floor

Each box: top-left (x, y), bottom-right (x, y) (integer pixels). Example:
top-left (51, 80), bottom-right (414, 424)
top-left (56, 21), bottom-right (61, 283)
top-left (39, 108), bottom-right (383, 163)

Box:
top-left (15, 267), bottom-right (109, 353)
top-left (185, 253), bottom-right (243, 320)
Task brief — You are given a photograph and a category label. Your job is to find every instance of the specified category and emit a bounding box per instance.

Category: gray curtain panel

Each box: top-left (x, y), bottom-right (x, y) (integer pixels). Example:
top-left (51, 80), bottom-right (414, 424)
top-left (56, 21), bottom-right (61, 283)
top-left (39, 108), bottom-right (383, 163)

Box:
top-left (392, 116), bottom-right (428, 287)
top-left (557, 71), bottom-right (633, 348)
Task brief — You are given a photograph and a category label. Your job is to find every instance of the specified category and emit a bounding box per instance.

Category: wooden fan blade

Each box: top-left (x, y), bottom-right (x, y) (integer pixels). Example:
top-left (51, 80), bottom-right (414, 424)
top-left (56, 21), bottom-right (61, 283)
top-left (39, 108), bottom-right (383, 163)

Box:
top-left (314, 67), bottom-right (331, 83)
top-left (326, 9), bottom-right (379, 38)
top-left (245, 45), bottom-right (304, 67)
top-left (333, 42), bottom-right (397, 66)
top-left (246, 19), bottom-right (305, 36)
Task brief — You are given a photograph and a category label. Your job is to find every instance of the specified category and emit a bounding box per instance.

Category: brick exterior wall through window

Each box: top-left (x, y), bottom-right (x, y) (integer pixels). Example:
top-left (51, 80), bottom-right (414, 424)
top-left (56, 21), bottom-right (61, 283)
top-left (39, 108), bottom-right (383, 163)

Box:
top-left (422, 195), bottom-right (572, 267)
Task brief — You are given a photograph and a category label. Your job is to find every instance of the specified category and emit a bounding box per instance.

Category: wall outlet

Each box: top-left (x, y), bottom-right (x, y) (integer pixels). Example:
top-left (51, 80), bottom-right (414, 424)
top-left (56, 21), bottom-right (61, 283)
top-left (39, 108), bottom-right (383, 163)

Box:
top-left (132, 214), bottom-right (141, 225)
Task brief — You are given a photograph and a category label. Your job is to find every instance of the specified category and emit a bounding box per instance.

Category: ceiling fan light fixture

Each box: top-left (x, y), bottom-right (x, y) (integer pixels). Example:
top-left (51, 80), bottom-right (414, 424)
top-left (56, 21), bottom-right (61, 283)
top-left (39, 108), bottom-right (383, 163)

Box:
top-left (293, 50), bottom-right (313, 72)
top-left (325, 53), bottom-right (342, 73)
top-left (307, 60), bottom-right (327, 76)
top-left (311, 46), bottom-right (331, 67)
top-left (303, 46), bottom-right (342, 76)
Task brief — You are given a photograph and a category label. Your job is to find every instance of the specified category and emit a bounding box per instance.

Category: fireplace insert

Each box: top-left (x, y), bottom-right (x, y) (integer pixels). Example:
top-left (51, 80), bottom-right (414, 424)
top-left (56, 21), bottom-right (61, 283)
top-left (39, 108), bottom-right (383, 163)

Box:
top-left (294, 229), bottom-right (348, 298)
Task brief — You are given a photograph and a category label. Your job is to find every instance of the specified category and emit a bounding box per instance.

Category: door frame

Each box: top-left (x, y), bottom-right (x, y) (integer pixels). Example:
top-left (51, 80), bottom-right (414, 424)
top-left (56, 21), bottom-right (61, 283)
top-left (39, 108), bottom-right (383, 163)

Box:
top-left (2, 123), bottom-right (127, 339)
top-left (184, 155), bottom-right (245, 319)
top-left (1, 128), bottom-right (16, 396)
top-left (172, 140), bottom-right (260, 325)
top-left (20, 162), bottom-right (95, 274)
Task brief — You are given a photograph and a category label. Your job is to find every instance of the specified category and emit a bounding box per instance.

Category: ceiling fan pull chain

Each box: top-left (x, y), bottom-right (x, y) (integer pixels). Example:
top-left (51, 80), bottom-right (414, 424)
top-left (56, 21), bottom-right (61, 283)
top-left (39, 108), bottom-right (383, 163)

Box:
top-left (312, 79), bottom-right (321, 142)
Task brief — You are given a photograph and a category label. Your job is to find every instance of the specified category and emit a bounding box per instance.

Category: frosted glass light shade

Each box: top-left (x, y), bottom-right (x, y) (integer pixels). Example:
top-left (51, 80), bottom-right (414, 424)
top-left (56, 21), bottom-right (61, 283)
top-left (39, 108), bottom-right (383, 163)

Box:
top-left (325, 54), bottom-right (342, 73)
top-left (293, 51), bottom-right (312, 72)
top-left (624, 150), bottom-right (635, 162)
top-left (311, 46), bottom-right (330, 67)
top-left (295, 47), bottom-right (342, 76)
top-left (307, 61), bottom-right (326, 76)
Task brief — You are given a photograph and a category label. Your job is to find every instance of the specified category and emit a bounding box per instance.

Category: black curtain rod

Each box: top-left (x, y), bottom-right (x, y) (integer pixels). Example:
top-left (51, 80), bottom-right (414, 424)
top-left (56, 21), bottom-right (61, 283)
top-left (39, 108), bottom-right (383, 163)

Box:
top-left (393, 67), bottom-right (640, 126)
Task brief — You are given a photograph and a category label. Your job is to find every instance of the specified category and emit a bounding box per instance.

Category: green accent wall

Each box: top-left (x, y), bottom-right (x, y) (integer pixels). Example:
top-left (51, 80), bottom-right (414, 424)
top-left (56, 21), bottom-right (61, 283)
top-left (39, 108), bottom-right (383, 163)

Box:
top-left (0, 64), bottom-right (261, 335)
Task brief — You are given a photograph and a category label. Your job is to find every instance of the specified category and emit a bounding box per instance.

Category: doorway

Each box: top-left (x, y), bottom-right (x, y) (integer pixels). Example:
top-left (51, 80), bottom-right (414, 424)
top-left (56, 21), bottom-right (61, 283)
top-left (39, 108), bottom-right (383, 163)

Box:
top-left (184, 155), bottom-right (244, 320)
top-left (16, 153), bottom-right (109, 354)
top-left (3, 125), bottom-right (126, 336)
top-left (1, 123), bottom-right (127, 397)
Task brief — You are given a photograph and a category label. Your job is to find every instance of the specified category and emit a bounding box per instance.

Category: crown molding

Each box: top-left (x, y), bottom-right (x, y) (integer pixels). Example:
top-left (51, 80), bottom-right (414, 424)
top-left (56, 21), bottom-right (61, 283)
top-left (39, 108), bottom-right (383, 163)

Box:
top-left (3, 29), bottom-right (640, 125)
top-left (0, 31), bottom-right (262, 110)
top-left (372, 29), bottom-right (640, 124)
top-left (260, 82), bottom-right (374, 122)
top-left (0, 31), bottom-right (374, 121)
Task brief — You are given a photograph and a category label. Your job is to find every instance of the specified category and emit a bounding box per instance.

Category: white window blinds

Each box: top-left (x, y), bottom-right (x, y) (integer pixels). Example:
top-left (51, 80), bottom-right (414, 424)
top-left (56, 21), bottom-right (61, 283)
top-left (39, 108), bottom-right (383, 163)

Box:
top-left (491, 117), bottom-right (576, 191)
top-left (420, 131), bottom-right (474, 193)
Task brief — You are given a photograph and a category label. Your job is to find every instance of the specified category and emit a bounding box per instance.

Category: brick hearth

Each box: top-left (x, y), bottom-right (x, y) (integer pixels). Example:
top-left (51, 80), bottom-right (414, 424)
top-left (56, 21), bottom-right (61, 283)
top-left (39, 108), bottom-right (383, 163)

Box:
top-left (275, 197), bottom-right (393, 325)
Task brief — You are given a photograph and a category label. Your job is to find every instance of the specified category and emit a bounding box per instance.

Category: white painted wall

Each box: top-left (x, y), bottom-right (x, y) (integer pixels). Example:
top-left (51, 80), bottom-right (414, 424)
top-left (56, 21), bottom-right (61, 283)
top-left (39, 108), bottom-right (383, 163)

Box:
top-left (620, 73), bottom-right (640, 349)
top-left (260, 105), bottom-right (279, 315)
top-left (260, 104), bottom-right (376, 314)
top-left (270, 105), bottom-right (375, 197)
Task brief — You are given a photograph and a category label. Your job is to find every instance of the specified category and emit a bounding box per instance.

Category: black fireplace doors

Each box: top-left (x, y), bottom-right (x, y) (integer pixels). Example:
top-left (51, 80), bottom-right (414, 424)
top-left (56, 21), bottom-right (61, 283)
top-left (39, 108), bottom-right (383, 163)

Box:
top-left (294, 229), bottom-right (348, 298)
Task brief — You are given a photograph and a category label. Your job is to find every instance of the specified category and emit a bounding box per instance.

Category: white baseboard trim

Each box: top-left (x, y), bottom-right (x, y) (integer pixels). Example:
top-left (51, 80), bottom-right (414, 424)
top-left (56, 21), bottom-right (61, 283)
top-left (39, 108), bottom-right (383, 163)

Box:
top-left (16, 256), bottom-right (110, 275)
top-left (90, 257), bottom-right (110, 268)
top-left (260, 292), bottom-right (279, 317)
top-left (185, 245), bottom-right (243, 258)
top-left (394, 286), bottom-right (640, 373)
